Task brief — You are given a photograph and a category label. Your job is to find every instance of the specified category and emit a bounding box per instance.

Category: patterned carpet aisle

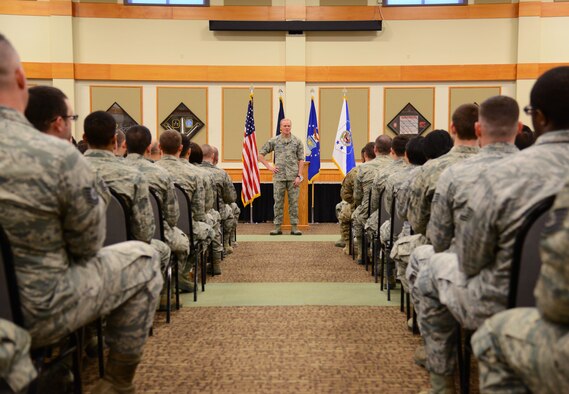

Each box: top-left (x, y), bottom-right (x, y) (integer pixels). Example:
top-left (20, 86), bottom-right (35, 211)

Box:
top-left (83, 222), bottom-right (431, 393)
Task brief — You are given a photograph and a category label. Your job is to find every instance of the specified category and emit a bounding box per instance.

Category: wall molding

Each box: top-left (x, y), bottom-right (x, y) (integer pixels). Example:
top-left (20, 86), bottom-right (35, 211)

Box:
top-left (3, 2), bottom-right (569, 20)
top-left (23, 62), bottom-right (569, 83)
top-left (226, 168), bottom-right (343, 183)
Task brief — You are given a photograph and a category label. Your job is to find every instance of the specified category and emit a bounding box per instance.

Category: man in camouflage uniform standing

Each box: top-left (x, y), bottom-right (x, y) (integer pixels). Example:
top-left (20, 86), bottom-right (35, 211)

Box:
top-left (413, 69), bottom-right (569, 393)
top-left (0, 34), bottom-right (162, 393)
top-left (335, 143), bottom-right (375, 253)
top-left (259, 118), bottom-right (305, 235)
top-left (83, 111), bottom-right (172, 272)
top-left (352, 135), bottom-right (392, 263)
top-left (201, 144), bottom-right (239, 255)
top-left (124, 125), bottom-right (194, 293)
top-left (156, 131), bottom-right (216, 273)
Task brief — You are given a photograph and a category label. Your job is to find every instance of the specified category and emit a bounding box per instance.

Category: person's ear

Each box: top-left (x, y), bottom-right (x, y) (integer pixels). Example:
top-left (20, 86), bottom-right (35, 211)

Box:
top-left (15, 66), bottom-right (27, 90)
top-left (516, 121), bottom-right (523, 135)
top-left (475, 121), bottom-right (482, 139)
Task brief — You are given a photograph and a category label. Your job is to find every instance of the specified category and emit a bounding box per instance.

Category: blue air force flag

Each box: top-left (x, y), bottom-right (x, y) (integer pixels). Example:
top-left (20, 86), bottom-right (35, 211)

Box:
top-left (305, 98), bottom-right (320, 181)
top-left (332, 97), bottom-right (356, 176)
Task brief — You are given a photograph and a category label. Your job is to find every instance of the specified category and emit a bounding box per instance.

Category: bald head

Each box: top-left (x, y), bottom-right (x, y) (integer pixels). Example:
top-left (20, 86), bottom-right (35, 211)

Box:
top-left (0, 34), bottom-right (28, 112)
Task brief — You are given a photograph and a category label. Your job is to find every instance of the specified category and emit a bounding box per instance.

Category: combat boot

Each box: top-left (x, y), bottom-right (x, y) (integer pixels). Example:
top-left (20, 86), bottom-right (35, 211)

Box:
top-left (91, 351), bottom-right (141, 394)
top-left (354, 237), bottom-right (362, 263)
top-left (419, 372), bottom-right (455, 394)
top-left (270, 224), bottom-right (282, 235)
top-left (334, 239), bottom-right (346, 247)
top-left (290, 225), bottom-right (302, 236)
top-left (224, 240), bottom-right (234, 255)
top-left (414, 343), bottom-right (427, 368)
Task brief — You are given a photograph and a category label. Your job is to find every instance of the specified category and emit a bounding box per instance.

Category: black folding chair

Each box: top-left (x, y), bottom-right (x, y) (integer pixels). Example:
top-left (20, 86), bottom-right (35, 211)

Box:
top-left (380, 192), bottom-right (404, 301)
top-left (373, 190), bottom-right (390, 284)
top-left (148, 188), bottom-right (179, 323)
top-left (174, 184), bottom-right (203, 302)
top-left (457, 195), bottom-right (555, 394)
top-left (0, 225), bottom-right (82, 394)
top-left (216, 190), bottom-right (225, 261)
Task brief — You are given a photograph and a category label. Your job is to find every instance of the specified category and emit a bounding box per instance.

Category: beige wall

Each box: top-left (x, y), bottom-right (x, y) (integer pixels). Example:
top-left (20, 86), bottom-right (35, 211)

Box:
top-left (2, 1), bottom-right (569, 170)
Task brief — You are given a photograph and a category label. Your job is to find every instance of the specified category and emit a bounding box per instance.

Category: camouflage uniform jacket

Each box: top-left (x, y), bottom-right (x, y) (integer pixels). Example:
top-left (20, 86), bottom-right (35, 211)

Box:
top-left (537, 176), bottom-right (569, 325)
top-left (259, 134), bottom-right (304, 181)
top-left (184, 160), bottom-right (215, 212)
top-left (124, 153), bottom-right (179, 229)
top-left (456, 130), bottom-right (569, 312)
top-left (0, 319), bottom-right (36, 392)
top-left (340, 166), bottom-right (358, 207)
top-left (370, 157), bottom-right (406, 213)
top-left (84, 149), bottom-right (154, 244)
top-left (156, 155), bottom-right (206, 222)
top-left (353, 155), bottom-right (392, 216)
top-left (408, 145), bottom-right (479, 235)
top-left (200, 161), bottom-right (237, 208)
top-left (427, 143), bottom-right (518, 253)
top-left (383, 162), bottom-right (415, 218)
top-left (394, 166), bottom-right (421, 221)
top-left (0, 107), bottom-right (106, 322)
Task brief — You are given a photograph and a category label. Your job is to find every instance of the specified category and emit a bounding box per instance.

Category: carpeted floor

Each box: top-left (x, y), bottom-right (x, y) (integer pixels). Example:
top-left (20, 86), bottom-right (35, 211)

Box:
top-left (80, 220), bottom-right (479, 393)
top-left (84, 306), bottom-right (429, 393)
top-left (209, 242), bottom-right (373, 283)
top-left (237, 223), bottom-right (341, 236)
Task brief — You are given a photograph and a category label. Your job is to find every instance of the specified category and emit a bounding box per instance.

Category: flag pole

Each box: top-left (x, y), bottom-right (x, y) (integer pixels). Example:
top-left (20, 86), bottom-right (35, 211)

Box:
top-left (250, 201), bottom-right (254, 224)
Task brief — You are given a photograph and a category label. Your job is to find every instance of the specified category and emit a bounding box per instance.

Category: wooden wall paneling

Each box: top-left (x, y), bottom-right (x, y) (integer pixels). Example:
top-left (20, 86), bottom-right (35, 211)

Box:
top-left (89, 85), bottom-right (143, 125)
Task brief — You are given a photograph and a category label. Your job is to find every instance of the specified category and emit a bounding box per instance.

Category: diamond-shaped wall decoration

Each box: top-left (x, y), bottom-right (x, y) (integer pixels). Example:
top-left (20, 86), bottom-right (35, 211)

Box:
top-left (106, 102), bottom-right (139, 133)
top-left (160, 102), bottom-right (205, 140)
top-left (388, 103), bottom-right (431, 136)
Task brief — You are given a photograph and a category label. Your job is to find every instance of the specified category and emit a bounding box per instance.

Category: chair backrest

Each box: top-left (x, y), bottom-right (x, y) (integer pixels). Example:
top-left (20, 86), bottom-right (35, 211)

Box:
top-left (379, 190), bottom-right (390, 228)
top-left (390, 192), bottom-right (404, 244)
top-left (148, 188), bottom-right (164, 241)
top-left (0, 225), bottom-right (24, 326)
top-left (104, 190), bottom-right (131, 246)
top-left (174, 184), bottom-right (194, 245)
top-left (508, 195), bottom-right (555, 309)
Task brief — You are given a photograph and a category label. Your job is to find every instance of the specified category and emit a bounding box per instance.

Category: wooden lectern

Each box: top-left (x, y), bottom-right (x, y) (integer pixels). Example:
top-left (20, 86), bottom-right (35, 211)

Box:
top-left (281, 162), bottom-right (310, 231)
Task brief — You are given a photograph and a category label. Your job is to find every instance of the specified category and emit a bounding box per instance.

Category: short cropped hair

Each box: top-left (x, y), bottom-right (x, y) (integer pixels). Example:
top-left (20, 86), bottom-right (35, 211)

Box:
top-left (125, 125), bottom-right (152, 155)
top-left (202, 144), bottom-right (214, 159)
top-left (160, 130), bottom-right (182, 155)
top-left (25, 86), bottom-right (69, 132)
top-left (479, 96), bottom-right (520, 139)
top-left (188, 142), bottom-right (203, 164)
top-left (392, 134), bottom-right (411, 157)
top-left (363, 142), bottom-right (376, 160)
top-left (530, 66), bottom-right (569, 130)
top-left (406, 136), bottom-right (427, 166)
top-left (452, 104), bottom-right (478, 140)
top-left (423, 129), bottom-right (453, 160)
top-left (84, 111), bottom-right (116, 147)
top-left (375, 135), bottom-right (392, 155)
top-left (515, 125), bottom-right (536, 150)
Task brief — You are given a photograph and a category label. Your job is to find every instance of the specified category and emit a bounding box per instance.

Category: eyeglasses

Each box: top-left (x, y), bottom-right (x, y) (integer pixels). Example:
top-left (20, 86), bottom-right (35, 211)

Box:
top-left (63, 114), bottom-right (79, 121)
top-left (523, 105), bottom-right (537, 116)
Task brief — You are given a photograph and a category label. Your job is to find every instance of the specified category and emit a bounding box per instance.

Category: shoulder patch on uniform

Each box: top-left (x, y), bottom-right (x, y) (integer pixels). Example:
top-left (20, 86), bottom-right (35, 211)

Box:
top-left (83, 186), bottom-right (100, 206)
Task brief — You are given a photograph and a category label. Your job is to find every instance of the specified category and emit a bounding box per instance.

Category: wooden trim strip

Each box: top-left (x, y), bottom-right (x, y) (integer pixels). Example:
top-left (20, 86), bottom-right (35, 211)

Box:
top-left (226, 168), bottom-right (343, 183)
top-left (3, 2), bottom-right (569, 20)
top-left (0, 0), bottom-right (72, 16)
top-left (23, 62), bottom-right (569, 83)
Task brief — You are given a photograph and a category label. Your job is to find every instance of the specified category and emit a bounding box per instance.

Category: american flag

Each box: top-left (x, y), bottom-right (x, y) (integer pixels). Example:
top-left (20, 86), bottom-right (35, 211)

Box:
top-left (241, 95), bottom-right (261, 206)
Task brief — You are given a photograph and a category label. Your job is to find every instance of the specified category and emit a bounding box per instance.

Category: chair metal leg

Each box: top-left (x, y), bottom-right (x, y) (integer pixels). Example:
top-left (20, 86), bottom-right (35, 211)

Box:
top-left (380, 248), bottom-right (385, 292)
top-left (412, 308), bottom-right (419, 335)
top-left (202, 249), bottom-right (207, 291)
top-left (96, 319), bottom-right (105, 378)
top-left (374, 240), bottom-right (379, 283)
top-left (166, 264), bottom-right (172, 323)
top-left (193, 250), bottom-right (198, 302)
top-left (173, 255), bottom-right (180, 310)
top-left (406, 292), bottom-right (411, 320)
top-left (71, 333), bottom-right (83, 394)
top-left (363, 235), bottom-right (368, 271)
top-left (400, 286), bottom-right (405, 312)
